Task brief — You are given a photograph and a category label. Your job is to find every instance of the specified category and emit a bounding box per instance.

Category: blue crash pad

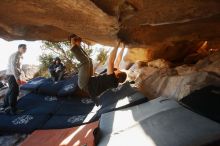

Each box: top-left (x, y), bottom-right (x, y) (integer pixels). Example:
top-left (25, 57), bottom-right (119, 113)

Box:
top-left (98, 92), bottom-right (147, 116)
top-left (57, 76), bottom-right (78, 97)
top-left (56, 97), bottom-right (97, 116)
top-left (16, 93), bottom-right (60, 115)
top-left (0, 93), bottom-right (60, 133)
top-left (98, 82), bottom-right (148, 115)
top-left (20, 77), bottom-right (52, 92)
top-left (41, 112), bottom-right (98, 129)
top-left (42, 83), bottom-right (147, 129)
top-left (99, 82), bottom-right (137, 107)
top-left (38, 76), bottom-right (78, 97)
top-left (0, 82), bottom-right (148, 132)
top-left (0, 114), bottom-right (51, 134)
top-left (42, 97), bottom-right (99, 129)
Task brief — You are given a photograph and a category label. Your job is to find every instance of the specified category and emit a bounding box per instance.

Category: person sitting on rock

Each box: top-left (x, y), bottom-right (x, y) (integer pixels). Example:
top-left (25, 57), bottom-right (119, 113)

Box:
top-left (48, 57), bottom-right (65, 82)
top-left (0, 44), bottom-right (27, 114)
top-left (69, 34), bottom-right (127, 102)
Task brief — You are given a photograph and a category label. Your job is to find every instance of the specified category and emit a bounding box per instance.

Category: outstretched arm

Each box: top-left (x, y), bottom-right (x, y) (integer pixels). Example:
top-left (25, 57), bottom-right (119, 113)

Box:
top-left (107, 41), bottom-right (120, 75)
top-left (114, 43), bottom-right (125, 69)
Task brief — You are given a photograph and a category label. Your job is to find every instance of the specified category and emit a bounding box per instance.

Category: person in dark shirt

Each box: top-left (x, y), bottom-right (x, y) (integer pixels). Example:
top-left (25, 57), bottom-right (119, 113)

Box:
top-left (69, 34), bottom-right (127, 100)
top-left (48, 57), bottom-right (65, 82)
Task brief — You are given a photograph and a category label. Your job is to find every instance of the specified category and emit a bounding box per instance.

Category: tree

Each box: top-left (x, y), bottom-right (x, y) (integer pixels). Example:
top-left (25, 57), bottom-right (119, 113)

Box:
top-left (94, 47), bottom-right (109, 71)
top-left (34, 53), bottom-right (54, 77)
top-left (35, 41), bottom-right (109, 77)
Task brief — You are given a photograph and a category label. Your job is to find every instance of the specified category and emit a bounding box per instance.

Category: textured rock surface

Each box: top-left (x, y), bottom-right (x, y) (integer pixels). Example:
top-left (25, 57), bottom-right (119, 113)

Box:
top-left (124, 40), bottom-right (216, 63)
top-left (0, 65), bottom-right (39, 81)
top-left (132, 51), bottom-right (220, 100)
top-left (0, 134), bottom-right (27, 146)
top-left (0, 0), bottom-right (118, 45)
top-left (0, 0), bottom-right (220, 49)
top-left (21, 65), bottom-right (39, 80)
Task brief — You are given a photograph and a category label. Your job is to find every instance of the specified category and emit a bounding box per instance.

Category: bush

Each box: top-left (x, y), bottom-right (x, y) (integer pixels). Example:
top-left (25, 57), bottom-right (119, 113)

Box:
top-left (35, 41), bottom-right (108, 77)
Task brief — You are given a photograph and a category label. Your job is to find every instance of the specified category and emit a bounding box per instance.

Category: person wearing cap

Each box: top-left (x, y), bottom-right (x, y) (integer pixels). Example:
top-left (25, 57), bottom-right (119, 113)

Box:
top-left (48, 57), bottom-right (65, 82)
top-left (0, 44), bottom-right (27, 114)
top-left (69, 34), bottom-right (127, 102)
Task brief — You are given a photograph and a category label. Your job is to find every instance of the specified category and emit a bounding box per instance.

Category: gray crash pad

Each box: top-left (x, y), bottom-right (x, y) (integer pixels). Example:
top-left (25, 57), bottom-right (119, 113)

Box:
top-left (98, 97), bottom-right (220, 146)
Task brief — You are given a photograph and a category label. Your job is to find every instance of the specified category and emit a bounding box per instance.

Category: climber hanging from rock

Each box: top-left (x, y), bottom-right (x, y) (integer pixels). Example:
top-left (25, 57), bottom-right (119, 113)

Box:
top-left (69, 34), bottom-right (127, 103)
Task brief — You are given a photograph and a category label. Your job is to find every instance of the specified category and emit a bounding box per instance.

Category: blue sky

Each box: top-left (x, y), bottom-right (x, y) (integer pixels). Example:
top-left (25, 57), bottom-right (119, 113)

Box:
top-left (0, 38), bottom-right (43, 70)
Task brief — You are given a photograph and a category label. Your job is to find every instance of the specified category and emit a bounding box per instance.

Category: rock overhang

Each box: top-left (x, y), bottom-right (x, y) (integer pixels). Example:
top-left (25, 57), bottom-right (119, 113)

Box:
top-left (0, 0), bottom-right (220, 61)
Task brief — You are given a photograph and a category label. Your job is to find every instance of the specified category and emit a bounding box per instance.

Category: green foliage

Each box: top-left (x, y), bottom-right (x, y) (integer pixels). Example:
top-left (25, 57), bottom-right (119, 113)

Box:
top-left (39, 53), bottom-right (54, 69)
top-left (36, 41), bottom-right (109, 77)
top-left (36, 41), bottom-right (76, 77)
top-left (34, 54), bottom-right (53, 78)
top-left (97, 48), bottom-right (108, 65)
top-left (81, 43), bottom-right (93, 57)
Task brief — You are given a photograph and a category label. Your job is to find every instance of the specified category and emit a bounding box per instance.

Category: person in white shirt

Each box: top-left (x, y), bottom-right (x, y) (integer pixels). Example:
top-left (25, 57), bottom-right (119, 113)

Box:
top-left (1, 44), bottom-right (27, 114)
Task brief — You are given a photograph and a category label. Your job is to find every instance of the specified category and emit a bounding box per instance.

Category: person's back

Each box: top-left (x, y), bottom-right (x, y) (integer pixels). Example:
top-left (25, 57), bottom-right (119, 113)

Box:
top-left (87, 73), bottom-right (119, 98)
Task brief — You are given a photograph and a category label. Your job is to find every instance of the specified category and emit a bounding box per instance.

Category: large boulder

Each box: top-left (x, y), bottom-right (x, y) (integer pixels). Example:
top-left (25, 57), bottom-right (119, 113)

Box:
top-left (21, 65), bottom-right (39, 80)
top-left (124, 40), bottom-right (214, 63)
top-left (132, 51), bottom-right (220, 100)
top-left (195, 51), bottom-right (220, 76)
top-left (0, 0), bottom-right (220, 49)
top-left (1, 0), bottom-right (220, 64)
top-left (0, 65), bottom-right (39, 81)
top-left (0, 0), bottom-right (118, 45)
top-left (139, 71), bottom-right (220, 100)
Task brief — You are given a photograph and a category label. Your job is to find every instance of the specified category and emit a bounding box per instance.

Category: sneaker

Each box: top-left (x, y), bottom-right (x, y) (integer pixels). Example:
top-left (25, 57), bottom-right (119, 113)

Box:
top-left (93, 96), bottom-right (100, 106)
top-left (16, 109), bottom-right (24, 114)
top-left (0, 107), bottom-right (4, 111)
top-left (0, 104), bottom-right (5, 111)
top-left (4, 106), bottom-right (13, 115)
top-left (0, 105), bottom-right (8, 113)
top-left (4, 107), bottom-right (23, 115)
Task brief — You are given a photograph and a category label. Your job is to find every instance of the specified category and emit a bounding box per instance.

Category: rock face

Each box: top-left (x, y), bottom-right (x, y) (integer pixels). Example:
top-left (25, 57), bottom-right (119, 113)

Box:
top-left (0, 134), bottom-right (26, 146)
top-left (21, 65), bottom-right (39, 80)
top-left (0, 65), bottom-right (39, 81)
top-left (131, 51), bottom-right (220, 100)
top-left (0, 0), bottom-right (118, 45)
top-left (124, 40), bottom-right (219, 63)
top-left (0, 0), bottom-right (220, 49)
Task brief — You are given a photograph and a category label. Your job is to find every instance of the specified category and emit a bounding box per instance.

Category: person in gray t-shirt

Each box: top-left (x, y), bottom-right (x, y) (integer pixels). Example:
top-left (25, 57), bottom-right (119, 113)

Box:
top-left (1, 44), bottom-right (27, 114)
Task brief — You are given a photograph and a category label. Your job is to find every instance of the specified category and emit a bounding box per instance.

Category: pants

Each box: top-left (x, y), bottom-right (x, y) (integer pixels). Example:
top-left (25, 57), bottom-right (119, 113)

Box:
top-left (3, 75), bottom-right (19, 109)
top-left (71, 46), bottom-right (93, 91)
top-left (50, 70), bottom-right (64, 81)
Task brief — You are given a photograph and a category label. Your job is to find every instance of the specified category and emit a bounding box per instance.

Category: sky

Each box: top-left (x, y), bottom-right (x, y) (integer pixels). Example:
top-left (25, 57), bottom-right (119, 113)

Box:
top-left (0, 38), bottom-right (43, 70)
top-left (0, 38), bottom-right (127, 71)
